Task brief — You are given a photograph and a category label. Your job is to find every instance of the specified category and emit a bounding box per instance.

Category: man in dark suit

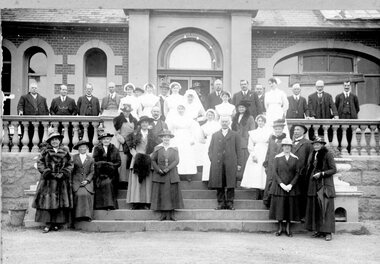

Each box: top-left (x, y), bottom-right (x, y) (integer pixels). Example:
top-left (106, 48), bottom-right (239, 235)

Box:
top-left (254, 84), bottom-right (265, 115)
top-left (335, 81), bottom-right (360, 153)
top-left (101, 82), bottom-right (122, 115)
top-left (208, 116), bottom-right (242, 210)
top-left (291, 124), bottom-right (313, 220)
top-left (77, 83), bottom-right (101, 145)
top-left (286, 83), bottom-right (308, 119)
top-left (308, 80), bottom-right (338, 120)
top-left (157, 82), bottom-right (170, 121)
top-left (50, 84), bottom-right (78, 115)
top-left (206, 79), bottom-right (223, 109)
top-left (232, 80), bottom-right (261, 120)
top-left (17, 82), bottom-right (49, 148)
top-left (150, 106), bottom-right (168, 145)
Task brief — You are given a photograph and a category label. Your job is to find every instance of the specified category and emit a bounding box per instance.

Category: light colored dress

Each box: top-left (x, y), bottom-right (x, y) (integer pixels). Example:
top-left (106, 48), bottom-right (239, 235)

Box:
top-left (167, 113), bottom-right (200, 175)
top-left (241, 126), bottom-right (271, 189)
top-left (200, 120), bottom-right (221, 181)
top-left (215, 102), bottom-right (235, 119)
top-left (164, 94), bottom-right (184, 125)
top-left (139, 93), bottom-right (159, 118)
top-left (118, 95), bottom-right (141, 119)
top-left (264, 88), bottom-right (289, 126)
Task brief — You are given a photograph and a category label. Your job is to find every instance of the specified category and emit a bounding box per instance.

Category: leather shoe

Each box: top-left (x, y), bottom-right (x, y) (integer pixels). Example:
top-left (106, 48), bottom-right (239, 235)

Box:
top-left (311, 232), bottom-right (324, 238)
top-left (286, 230), bottom-right (293, 237)
top-left (159, 215), bottom-right (167, 221)
top-left (215, 204), bottom-right (224, 210)
top-left (275, 230), bottom-right (283, 236)
top-left (169, 216), bottom-right (177, 221)
top-left (325, 234), bottom-right (332, 241)
top-left (42, 226), bottom-right (50, 233)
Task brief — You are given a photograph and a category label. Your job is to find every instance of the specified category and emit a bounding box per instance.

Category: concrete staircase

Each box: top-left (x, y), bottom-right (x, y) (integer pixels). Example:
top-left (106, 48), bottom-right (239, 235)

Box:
top-left (74, 170), bottom-right (362, 233)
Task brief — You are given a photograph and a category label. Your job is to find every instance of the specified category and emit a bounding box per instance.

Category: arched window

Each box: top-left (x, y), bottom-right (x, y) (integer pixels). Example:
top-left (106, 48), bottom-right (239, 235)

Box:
top-left (84, 48), bottom-right (107, 96)
top-left (2, 47), bottom-right (11, 115)
top-left (25, 47), bottom-right (47, 91)
top-left (169, 41), bottom-right (213, 70)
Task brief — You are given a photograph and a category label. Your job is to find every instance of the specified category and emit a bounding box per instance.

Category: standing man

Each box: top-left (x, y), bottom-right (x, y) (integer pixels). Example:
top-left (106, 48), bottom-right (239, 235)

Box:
top-left (335, 81), bottom-right (360, 153)
top-left (157, 82), bottom-right (170, 121)
top-left (150, 106), bottom-right (168, 144)
top-left (308, 80), bottom-right (338, 120)
top-left (286, 83), bottom-right (308, 119)
top-left (255, 84), bottom-right (266, 115)
top-left (208, 116), bottom-right (242, 210)
top-left (17, 82), bottom-right (49, 148)
top-left (77, 83), bottom-right (101, 116)
top-left (50, 84), bottom-right (78, 115)
top-left (101, 82), bottom-right (122, 116)
top-left (232, 80), bottom-right (261, 120)
top-left (206, 79), bottom-right (223, 110)
top-left (292, 124), bottom-right (313, 220)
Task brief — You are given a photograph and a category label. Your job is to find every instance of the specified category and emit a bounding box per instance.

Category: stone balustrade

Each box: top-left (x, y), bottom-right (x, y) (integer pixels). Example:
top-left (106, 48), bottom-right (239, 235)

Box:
top-left (1, 116), bottom-right (379, 155)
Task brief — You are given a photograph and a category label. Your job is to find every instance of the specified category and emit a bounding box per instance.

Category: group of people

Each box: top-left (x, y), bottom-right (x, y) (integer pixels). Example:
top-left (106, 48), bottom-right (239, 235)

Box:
top-left (29, 77), bottom-right (356, 241)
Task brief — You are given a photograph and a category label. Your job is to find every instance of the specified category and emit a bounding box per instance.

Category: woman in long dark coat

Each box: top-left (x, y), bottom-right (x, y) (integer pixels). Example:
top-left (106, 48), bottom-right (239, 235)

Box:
top-left (231, 100), bottom-right (255, 181)
top-left (305, 137), bottom-right (337, 241)
top-left (151, 130), bottom-right (184, 220)
top-left (269, 138), bottom-right (301, 237)
top-left (93, 132), bottom-right (121, 210)
top-left (71, 140), bottom-right (94, 221)
top-left (33, 131), bottom-right (73, 233)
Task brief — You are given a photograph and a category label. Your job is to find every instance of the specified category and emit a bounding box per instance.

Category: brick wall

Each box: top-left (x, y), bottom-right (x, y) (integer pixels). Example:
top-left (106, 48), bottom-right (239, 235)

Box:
top-left (251, 30), bottom-right (380, 85)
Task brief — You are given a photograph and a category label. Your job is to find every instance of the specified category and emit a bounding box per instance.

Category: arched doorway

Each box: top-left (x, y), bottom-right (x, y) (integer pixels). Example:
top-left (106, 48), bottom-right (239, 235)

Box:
top-left (84, 48), bottom-right (107, 99)
top-left (157, 28), bottom-right (223, 97)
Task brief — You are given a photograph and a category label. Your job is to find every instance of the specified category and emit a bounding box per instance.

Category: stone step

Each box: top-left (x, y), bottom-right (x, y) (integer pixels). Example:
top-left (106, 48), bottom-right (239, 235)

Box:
top-left (179, 181), bottom-right (208, 190)
top-left (117, 189), bottom-right (257, 200)
top-left (179, 174), bottom-right (202, 181)
top-left (117, 199), bottom-right (266, 209)
top-left (93, 209), bottom-right (269, 221)
top-left (74, 220), bottom-right (364, 233)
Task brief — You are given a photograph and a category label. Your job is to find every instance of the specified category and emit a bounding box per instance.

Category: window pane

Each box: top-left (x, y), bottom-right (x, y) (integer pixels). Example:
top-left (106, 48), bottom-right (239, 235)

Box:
top-left (357, 56), bottom-right (380, 74)
top-left (85, 49), bottom-right (107, 77)
top-left (357, 77), bottom-right (380, 105)
top-left (303, 55), bottom-right (328, 72)
top-left (29, 52), bottom-right (47, 75)
top-left (274, 56), bottom-right (298, 74)
top-left (329, 56), bottom-right (353, 72)
top-left (169, 42), bottom-right (212, 70)
top-left (3, 47), bottom-right (11, 62)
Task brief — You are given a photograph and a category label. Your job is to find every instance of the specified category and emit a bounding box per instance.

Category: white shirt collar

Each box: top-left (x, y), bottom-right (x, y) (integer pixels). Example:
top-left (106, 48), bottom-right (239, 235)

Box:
top-left (31, 93), bottom-right (38, 99)
top-left (61, 96), bottom-right (66, 101)
top-left (294, 95), bottom-right (299, 100)
top-left (141, 129), bottom-right (148, 137)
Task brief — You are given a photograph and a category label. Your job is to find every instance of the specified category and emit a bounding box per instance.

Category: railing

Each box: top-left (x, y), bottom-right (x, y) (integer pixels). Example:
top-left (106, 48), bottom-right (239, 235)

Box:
top-left (1, 116), bottom-right (379, 156)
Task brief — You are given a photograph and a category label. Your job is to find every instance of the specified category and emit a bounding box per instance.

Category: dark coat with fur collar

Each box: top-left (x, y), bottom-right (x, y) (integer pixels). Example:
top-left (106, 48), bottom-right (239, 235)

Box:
top-left (33, 145), bottom-right (73, 210)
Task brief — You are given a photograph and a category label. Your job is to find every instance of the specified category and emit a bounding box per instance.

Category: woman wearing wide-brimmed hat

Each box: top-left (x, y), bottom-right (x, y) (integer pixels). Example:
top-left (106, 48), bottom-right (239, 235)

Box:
top-left (33, 130), bottom-right (73, 233)
top-left (305, 137), bottom-right (337, 241)
top-left (92, 132), bottom-right (121, 210)
top-left (150, 130), bottom-right (184, 221)
top-left (126, 116), bottom-right (156, 209)
top-left (71, 140), bottom-right (94, 222)
top-left (269, 138), bottom-right (301, 237)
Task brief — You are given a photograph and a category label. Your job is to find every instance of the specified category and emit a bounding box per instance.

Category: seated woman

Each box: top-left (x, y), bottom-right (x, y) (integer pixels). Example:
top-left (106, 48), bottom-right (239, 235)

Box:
top-left (93, 132), bottom-right (121, 210)
top-left (33, 130), bottom-right (73, 233)
top-left (151, 130), bottom-right (184, 221)
top-left (126, 116), bottom-right (156, 210)
top-left (269, 138), bottom-right (301, 237)
top-left (72, 140), bottom-right (94, 222)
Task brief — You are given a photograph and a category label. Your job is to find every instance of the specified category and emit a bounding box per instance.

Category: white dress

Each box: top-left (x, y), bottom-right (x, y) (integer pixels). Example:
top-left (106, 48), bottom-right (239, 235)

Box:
top-left (241, 127), bottom-right (271, 189)
top-left (119, 95), bottom-right (141, 119)
top-left (215, 102), bottom-right (235, 119)
top-left (167, 114), bottom-right (199, 175)
top-left (164, 94), bottom-right (184, 124)
top-left (139, 93), bottom-right (159, 117)
top-left (200, 121), bottom-right (221, 181)
top-left (264, 88), bottom-right (289, 126)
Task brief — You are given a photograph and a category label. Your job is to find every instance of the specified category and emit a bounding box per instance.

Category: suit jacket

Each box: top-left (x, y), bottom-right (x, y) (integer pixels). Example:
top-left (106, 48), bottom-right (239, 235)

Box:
top-left (256, 93), bottom-right (266, 114)
top-left (335, 93), bottom-right (360, 119)
top-left (71, 154), bottom-right (94, 194)
top-left (232, 115), bottom-right (255, 148)
top-left (208, 129), bottom-right (243, 188)
top-left (101, 94), bottom-right (122, 112)
top-left (206, 91), bottom-right (223, 110)
top-left (151, 119), bottom-right (168, 144)
top-left (286, 96), bottom-right (308, 118)
top-left (77, 95), bottom-right (101, 116)
top-left (17, 93), bottom-right (49, 115)
top-left (232, 91), bottom-right (261, 119)
top-left (308, 92), bottom-right (338, 119)
top-left (50, 96), bottom-right (78, 115)
top-left (292, 137), bottom-right (314, 192)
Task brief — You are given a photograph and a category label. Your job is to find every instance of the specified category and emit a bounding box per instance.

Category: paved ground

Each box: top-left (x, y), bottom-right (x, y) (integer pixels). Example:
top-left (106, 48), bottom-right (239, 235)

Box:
top-left (1, 221), bottom-right (380, 264)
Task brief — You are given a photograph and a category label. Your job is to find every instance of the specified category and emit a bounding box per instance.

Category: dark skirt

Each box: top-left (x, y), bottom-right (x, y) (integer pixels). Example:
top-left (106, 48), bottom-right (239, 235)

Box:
top-left (269, 195), bottom-right (301, 221)
top-left (74, 187), bottom-right (94, 220)
top-left (35, 208), bottom-right (70, 224)
top-left (150, 181), bottom-right (184, 211)
top-left (94, 178), bottom-right (116, 210)
top-left (305, 196), bottom-right (335, 233)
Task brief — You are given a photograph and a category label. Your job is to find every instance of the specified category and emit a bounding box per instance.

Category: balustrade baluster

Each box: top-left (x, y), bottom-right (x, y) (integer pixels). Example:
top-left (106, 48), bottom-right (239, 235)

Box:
top-left (11, 122), bottom-right (20, 152)
top-left (72, 122), bottom-right (79, 150)
top-left (323, 124), bottom-right (330, 147)
top-left (360, 125), bottom-right (368, 155)
top-left (92, 121), bottom-right (100, 146)
top-left (31, 121), bottom-right (40, 152)
top-left (51, 122), bottom-right (59, 133)
top-left (350, 125), bottom-right (359, 155)
top-left (82, 122), bottom-right (89, 142)
top-left (369, 125), bottom-right (377, 155)
top-left (341, 125), bottom-right (349, 155)
top-left (304, 124), bottom-right (311, 140)
top-left (2, 121), bottom-right (10, 152)
top-left (331, 125), bottom-right (339, 151)
top-left (62, 122), bottom-right (70, 148)
top-left (42, 122), bottom-right (49, 142)
top-left (313, 125), bottom-right (319, 139)
top-left (21, 121), bottom-right (30, 152)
